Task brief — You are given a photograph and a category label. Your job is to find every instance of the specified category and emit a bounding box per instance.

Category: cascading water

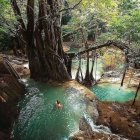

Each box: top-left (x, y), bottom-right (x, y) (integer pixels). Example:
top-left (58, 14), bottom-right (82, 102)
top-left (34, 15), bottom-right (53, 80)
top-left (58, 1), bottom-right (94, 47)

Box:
top-left (83, 113), bottom-right (111, 134)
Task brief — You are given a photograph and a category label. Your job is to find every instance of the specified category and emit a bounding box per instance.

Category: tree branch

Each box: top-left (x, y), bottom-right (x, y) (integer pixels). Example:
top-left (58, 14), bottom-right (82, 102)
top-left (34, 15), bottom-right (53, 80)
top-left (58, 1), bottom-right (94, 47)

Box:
top-left (27, 0), bottom-right (35, 34)
top-left (70, 40), bottom-right (131, 58)
top-left (10, 0), bottom-right (26, 30)
top-left (63, 27), bottom-right (81, 38)
top-left (59, 0), bottom-right (82, 12)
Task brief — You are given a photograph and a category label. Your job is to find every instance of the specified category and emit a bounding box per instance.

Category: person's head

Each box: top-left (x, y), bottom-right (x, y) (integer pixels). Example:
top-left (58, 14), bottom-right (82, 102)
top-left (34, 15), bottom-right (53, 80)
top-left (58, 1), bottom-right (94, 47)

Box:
top-left (56, 100), bottom-right (60, 104)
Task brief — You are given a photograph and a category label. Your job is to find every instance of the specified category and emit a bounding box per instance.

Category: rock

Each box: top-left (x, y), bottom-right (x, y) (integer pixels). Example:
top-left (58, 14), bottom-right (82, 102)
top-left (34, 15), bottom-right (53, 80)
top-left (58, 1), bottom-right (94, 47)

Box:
top-left (0, 60), bottom-right (10, 75)
top-left (12, 60), bottom-right (23, 65)
top-left (69, 135), bottom-right (84, 140)
top-left (69, 131), bottom-right (85, 140)
top-left (0, 96), bottom-right (6, 103)
top-left (79, 118), bottom-right (93, 132)
top-left (0, 131), bottom-right (9, 140)
top-left (103, 71), bottom-right (120, 78)
top-left (96, 101), bottom-right (140, 140)
top-left (86, 99), bottom-right (99, 123)
top-left (0, 57), bottom-right (25, 139)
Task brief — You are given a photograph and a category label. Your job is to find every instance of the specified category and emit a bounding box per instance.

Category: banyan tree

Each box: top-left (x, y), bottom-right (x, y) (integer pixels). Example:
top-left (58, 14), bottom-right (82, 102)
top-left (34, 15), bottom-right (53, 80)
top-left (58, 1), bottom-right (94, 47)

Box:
top-left (11, 0), bottom-right (71, 81)
top-left (10, 0), bottom-right (137, 85)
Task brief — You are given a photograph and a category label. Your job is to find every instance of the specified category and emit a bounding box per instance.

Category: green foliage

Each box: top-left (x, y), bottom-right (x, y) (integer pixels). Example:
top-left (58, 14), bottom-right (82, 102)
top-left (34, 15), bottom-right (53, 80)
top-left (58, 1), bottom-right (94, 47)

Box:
top-left (63, 0), bottom-right (119, 42)
top-left (0, 26), bottom-right (11, 51)
top-left (61, 1), bottom-right (72, 25)
top-left (118, 0), bottom-right (139, 14)
top-left (63, 0), bottom-right (140, 44)
top-left (110, 5), bottom-right (140, 44)
top-left (0, 0), bottom-right (140, 52)
top-left (0, 0), bottom-right (15, 51)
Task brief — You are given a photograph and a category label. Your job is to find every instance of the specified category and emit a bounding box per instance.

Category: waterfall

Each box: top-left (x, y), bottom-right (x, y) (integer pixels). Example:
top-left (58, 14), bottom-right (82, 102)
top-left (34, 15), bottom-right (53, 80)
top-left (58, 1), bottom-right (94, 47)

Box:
top-left (83, 113), bottom-right (111, 134)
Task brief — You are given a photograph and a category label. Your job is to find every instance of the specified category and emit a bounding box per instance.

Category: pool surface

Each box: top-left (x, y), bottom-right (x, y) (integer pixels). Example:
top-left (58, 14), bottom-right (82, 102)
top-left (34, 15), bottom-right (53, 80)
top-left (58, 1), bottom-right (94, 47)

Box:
top-left (13, 80), bottom-right (87, 140)
top-left (91, 84), bottom-right (135, 102)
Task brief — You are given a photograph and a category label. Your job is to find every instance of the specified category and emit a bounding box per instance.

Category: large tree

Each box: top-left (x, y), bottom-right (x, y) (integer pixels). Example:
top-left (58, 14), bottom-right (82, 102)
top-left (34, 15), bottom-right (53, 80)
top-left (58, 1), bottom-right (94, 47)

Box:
top-left (11, 0), bottom-right (71, 81)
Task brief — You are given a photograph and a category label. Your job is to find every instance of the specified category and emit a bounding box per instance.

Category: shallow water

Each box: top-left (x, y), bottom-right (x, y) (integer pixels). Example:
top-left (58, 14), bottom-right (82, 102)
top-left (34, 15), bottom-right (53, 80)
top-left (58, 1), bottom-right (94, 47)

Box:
top-left (13, 80), bottom-right (87, 140)
top-left (91, 83), bottom-right (135, 102)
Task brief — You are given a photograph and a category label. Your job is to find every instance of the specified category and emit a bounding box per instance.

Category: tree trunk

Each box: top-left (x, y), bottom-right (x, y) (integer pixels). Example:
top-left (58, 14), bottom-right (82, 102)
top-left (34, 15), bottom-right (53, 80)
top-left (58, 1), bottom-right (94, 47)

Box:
top-left (120, 65), bottom-right (127, 87)
top-left (84, 51), bottom-right (90, 82)
top-left (95, 55), bottom-right (97, 82)
top-left (75, 55), bottom-right (83, 83)
top-left (120, 56), bottom-right (128, 87)
top-left (90, 51), bottom-right (95, 83)
top-left (80, 28), bottom-right (93, 86)
top-left (37, 0), bottom-right (70, 81)
top-left (132, 81), bottom-right (140, 105)
top-left (11, 0), bottom-right (71, 82)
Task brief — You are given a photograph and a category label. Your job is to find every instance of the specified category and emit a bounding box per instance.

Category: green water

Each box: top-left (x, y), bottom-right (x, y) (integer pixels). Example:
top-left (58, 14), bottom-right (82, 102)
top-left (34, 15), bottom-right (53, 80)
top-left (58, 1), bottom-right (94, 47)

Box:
top-left (67, 48), bottom-right (79, 53)
top-left (13, 80), bottom-right (87, 140)
top-left (13, 80), bottom-right (136, 140)
top-left (91, 84), bottom-right (135, 102)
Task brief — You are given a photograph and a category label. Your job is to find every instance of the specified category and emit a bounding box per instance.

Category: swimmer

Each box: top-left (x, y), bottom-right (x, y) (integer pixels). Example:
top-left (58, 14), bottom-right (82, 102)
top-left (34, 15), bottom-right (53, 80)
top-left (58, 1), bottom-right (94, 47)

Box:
top-left (55, 100), bottom-right (63, 109)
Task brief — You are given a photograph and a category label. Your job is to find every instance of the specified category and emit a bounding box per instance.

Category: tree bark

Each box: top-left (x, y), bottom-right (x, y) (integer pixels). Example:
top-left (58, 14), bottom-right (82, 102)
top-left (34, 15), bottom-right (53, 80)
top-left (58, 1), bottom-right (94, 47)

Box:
top-left (75, 55), bottom-right (83, 83)
top-left (121, 55), bottom-right (128, 87)
top-left (11, 0), bottom-right (71, 82)
top-left (26, 0), bottom-right (39, 79)
top-left (120, 64), bottom-right (127, 87)
top-left (132, 81), bottom-right (140, 105)
top-left (38, 0), bottom-right (70, 81)
top-left (90, 51), bottom-right (95, 83)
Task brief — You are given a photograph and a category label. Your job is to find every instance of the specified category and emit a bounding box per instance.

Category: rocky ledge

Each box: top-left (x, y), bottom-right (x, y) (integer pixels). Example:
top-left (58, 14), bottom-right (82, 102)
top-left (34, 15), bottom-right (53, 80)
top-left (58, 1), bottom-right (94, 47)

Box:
top-left (0, 58), bottom-right (25, 140)
top-left (70, 100), bottom-right (140, 140)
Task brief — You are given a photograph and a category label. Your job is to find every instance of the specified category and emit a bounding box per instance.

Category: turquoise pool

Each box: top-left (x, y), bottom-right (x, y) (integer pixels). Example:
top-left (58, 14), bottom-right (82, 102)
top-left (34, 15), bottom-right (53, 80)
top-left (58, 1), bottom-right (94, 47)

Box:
top-left (13, 80), bottom-right (87, 140)
top-left (91, 84), bottom-right (135, 102)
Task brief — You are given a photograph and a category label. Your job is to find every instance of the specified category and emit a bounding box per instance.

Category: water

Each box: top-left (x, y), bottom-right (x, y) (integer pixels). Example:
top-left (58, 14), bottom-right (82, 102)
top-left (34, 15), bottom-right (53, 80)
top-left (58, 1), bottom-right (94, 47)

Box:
top-left (13, 80), bottom-right (135, 139)
top-left (83, 113), bottom-right (111, 133)
top-left (13, 80), bottom-right (119, 140)
top-left (91, 84), bottom-right (135, 102)
top-left (72, 58), bottom-right (103, 80)
top-left (13, 79), bottom-right (87, 140)
top-left (67, 48), bottom-right (79, 54)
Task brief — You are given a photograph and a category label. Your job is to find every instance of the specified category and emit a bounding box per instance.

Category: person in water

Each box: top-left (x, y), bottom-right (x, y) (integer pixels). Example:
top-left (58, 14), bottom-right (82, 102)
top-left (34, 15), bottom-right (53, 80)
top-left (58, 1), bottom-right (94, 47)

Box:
top-left (55, 100), bottom-right (62, 109)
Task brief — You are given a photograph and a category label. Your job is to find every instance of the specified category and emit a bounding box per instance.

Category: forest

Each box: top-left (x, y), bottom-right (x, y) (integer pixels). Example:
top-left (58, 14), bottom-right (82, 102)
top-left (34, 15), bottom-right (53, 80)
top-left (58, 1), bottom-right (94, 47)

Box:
top-left (0, 0), bottom-right (140, 140)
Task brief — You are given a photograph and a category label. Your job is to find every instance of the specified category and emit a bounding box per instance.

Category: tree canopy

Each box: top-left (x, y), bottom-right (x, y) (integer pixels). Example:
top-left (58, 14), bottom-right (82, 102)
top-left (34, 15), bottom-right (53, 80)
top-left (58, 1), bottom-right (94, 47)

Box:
top-left (62, 0), bottom-right (140, 46)
top-left (0, 0), bottom-right (140, 80)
